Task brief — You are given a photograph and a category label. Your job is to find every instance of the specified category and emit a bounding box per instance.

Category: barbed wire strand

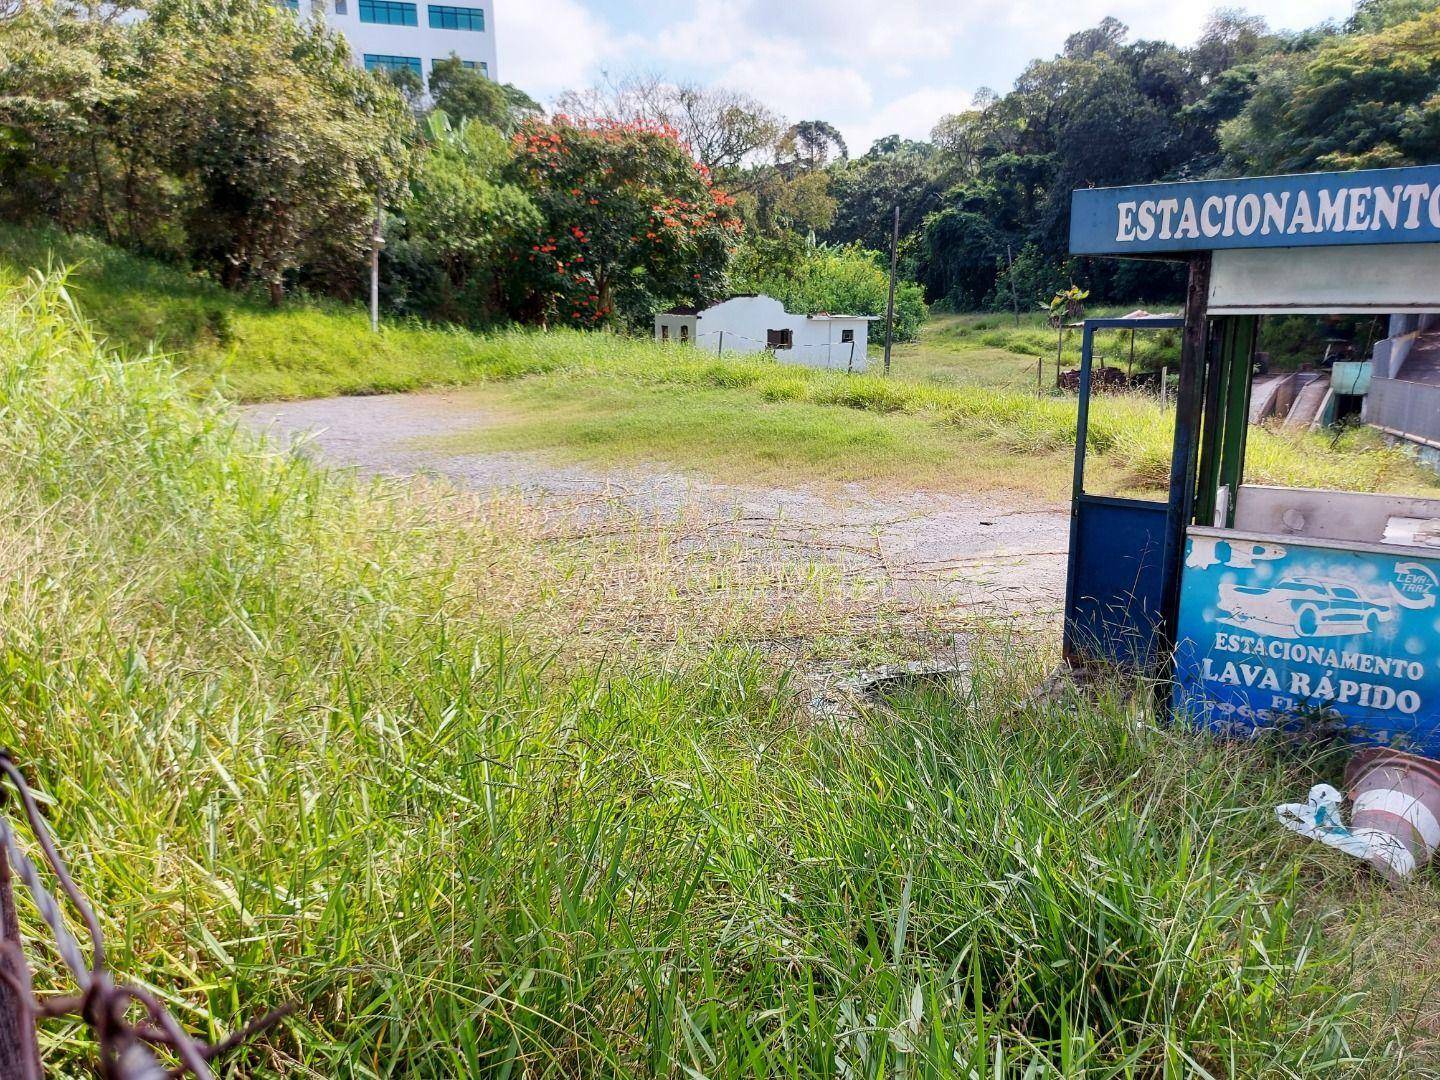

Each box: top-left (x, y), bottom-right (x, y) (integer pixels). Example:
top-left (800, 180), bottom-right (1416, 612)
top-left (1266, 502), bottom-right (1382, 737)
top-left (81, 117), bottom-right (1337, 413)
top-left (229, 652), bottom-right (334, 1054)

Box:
top-left (0, 750), bottom-right (294, 1078)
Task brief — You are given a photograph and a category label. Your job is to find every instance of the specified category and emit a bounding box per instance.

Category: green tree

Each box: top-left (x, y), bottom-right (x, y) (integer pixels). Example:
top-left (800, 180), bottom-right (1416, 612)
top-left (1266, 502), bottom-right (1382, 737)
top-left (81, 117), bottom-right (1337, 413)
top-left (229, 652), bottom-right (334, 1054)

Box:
top-left (1190, 8), bottom-right (1271, 80)
top-left (931, 97), bottom-right (995, 179)
top-left (403, 111), bottom-right (539, 319)
top-left (916, 207), bottom-right (1008, 310)
top-left (137, 0), bottom-right (412, 301)
top-left (508, 116), bottom-right (741, 327)
top-left (732, 240), bottom-right (928, 341)
top-left (1222, 9), bottom-right (1440, 171)
top-left (733, 166), bottom-right (836, 236)
top-left (825, 137), bottom-right (951, 252)
top-left (779, 120), bottom-right (848, 171)
top-left (0, 0), bottom-right (413, 301)
top-left (429, 58), bottom-right (539, 132)
top-left (0, 8), bottom-right (141, 242)
top-left (1348, 0), bottom-right (1439, 32)
top-left (894, 15), bottom-right (1253, 309)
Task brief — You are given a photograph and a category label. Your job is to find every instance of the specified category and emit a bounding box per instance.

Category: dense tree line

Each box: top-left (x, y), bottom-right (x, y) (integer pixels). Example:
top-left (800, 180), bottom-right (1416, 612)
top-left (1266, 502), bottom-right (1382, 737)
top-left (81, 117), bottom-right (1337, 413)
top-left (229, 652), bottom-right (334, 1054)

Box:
top-left (814, 1), bottom-right (1440, 310)
top-left (2, 0), bottom-right (1436, 331)
top-left (0, 0), bottom-right (739, 327)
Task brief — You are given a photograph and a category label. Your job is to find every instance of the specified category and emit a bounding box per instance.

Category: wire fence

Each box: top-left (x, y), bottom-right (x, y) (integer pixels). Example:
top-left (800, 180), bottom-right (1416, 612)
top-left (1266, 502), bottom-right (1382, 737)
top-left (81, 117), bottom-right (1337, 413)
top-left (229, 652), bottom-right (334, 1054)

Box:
top-left (0, 751), bottom-right (291, 1079)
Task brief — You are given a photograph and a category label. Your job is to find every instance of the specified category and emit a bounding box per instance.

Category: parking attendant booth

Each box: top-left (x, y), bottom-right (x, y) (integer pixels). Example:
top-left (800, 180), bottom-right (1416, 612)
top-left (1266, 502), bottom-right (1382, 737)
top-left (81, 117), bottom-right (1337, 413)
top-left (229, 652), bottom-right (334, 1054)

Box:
top-left (1065, 165), bottom-right (1440, 755)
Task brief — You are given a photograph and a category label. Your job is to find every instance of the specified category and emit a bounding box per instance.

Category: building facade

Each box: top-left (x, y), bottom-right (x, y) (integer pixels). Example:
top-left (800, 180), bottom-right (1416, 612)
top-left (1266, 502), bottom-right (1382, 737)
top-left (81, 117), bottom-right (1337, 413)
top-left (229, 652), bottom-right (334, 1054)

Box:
top-left (654, 295), bottom-right (875, 373)
top-left (290, 0), bottom-right (497, 89)
top-left (1364, 313), bottom-right (1440, 467)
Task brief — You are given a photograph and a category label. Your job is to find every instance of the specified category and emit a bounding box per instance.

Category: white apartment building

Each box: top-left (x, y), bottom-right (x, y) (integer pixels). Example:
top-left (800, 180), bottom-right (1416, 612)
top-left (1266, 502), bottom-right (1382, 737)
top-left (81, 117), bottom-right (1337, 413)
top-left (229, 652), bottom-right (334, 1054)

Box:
top-left (288, 0), bottom-right (497, 89)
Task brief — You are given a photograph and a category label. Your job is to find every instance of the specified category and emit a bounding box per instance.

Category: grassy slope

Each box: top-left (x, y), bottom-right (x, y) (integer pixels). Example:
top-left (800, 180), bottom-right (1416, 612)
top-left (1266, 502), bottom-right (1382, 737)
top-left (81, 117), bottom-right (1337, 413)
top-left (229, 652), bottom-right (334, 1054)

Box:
top-left (0, 224), bottom-right (487, 400)
top-left (3, 224), bottom-right (1436, 503)
top-left (4, 271), bottom-right (1437, 1076)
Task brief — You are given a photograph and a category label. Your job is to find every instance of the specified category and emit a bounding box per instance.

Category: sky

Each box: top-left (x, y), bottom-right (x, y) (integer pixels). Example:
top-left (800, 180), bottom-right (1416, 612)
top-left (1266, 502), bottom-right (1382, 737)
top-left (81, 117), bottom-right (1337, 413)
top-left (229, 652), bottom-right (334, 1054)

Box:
top-left (499, 0), bottom-right (1358, 154)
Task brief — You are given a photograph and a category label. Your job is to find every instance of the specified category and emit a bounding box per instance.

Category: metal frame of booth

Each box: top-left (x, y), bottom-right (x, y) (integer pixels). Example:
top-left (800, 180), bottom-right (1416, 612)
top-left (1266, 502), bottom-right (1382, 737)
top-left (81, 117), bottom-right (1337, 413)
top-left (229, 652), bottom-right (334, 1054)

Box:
top-left (1063, 165), bottom-right (1440, 748)
top-left (1063, 316), bottom-right (1183, 669)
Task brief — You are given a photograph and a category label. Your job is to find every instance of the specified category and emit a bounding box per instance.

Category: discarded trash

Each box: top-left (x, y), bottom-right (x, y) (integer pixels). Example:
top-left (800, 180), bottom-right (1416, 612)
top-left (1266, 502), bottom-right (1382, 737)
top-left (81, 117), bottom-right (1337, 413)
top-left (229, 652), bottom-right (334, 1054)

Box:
top-left (1277, 750), bottom-right (1440, 882)
top-left (1345, 747), bottom-right (1440, 880)
top-left (805, 661), bottom-right (968, 723)
top-left (1275, 783), bottom-right (1416, 880)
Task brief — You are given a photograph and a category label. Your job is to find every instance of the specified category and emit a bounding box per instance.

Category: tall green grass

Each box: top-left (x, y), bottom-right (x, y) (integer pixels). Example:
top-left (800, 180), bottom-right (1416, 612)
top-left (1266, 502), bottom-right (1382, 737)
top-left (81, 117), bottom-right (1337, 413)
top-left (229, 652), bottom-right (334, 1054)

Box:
top-left (1, 272), bottom-right (1431, 1075)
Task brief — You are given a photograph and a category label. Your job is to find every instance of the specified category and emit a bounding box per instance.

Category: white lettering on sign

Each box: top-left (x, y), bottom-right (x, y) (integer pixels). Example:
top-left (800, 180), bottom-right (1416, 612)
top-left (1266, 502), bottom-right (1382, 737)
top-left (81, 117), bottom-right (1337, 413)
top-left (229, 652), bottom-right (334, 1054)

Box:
top-left (1115, 201), bottom-right (1137, 242)
top-left (1201, 196), bottom-right (1225, 238)
top-left (1205, 629), bottom-right (1428, 716)
top-left (1314, 189), bottom-right (1346, 233)
top-left (1235, 194), bottom-right (1261, 236)
top-left (1113, 182), bottom-right (1440, 246)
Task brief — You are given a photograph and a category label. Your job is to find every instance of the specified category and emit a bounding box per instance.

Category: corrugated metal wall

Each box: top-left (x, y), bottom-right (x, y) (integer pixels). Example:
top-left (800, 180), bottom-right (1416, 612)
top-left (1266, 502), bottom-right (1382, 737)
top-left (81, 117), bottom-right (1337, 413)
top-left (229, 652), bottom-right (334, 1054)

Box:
top-left (1368, 377), bottom-right (1440, 447)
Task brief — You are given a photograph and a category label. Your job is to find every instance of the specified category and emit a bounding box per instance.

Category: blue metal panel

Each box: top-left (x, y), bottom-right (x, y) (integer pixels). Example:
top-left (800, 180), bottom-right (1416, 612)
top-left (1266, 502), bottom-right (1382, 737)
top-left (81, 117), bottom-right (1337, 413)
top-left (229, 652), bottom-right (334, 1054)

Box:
top-left (1174, 531), bottom-right (1440, 755)
top-left (1062, 315), bottom-right (1183, 668)
top-left (1070, 165), bottom-right (1440, 256)
top-left (1065, 496), bottom-right (1168, 667)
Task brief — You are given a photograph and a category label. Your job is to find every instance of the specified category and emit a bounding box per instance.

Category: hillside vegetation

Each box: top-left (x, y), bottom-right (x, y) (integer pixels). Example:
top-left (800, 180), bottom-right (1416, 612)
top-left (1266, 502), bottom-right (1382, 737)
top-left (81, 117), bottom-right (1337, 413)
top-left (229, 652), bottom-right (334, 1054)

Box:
top-left (4, 271), bottom-right (1439, 1076)
top-left (3, 226), bottom-right (1435, 501)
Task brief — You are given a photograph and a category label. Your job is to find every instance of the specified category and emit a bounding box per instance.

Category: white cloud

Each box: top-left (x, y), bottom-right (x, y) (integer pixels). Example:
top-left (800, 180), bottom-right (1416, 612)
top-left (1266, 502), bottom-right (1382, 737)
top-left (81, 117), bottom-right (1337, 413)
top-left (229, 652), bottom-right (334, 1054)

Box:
top-left (508, 0), bottom-right (1356, 149)
top-left (849, 87), bottom-right (976, 154)
top-left (500, 0), bottom-right (622, 93)
top-left (717, 49), bottom-right (875, 126)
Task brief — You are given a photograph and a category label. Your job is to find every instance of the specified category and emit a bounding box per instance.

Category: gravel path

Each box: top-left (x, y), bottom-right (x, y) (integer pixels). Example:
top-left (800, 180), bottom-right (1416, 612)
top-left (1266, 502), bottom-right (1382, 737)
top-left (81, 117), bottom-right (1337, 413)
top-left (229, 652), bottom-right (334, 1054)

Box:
top-left (240, 390), bottom-right (1069, 621)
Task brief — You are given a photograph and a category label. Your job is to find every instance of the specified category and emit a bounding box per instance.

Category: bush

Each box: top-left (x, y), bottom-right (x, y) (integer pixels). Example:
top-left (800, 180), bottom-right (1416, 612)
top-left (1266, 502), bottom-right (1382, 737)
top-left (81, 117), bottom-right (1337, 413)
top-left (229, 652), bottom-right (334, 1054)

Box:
top-left (733, 239), bottom-right (929, 341)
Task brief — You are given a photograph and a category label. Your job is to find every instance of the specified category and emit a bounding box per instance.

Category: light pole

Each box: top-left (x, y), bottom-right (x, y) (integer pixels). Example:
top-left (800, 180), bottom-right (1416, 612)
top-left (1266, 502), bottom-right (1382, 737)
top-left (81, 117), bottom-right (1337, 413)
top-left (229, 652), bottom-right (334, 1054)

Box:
top-left (369, 194), bottom-right (384, 333)
top-left (883, 204), bottom-right (899, 376)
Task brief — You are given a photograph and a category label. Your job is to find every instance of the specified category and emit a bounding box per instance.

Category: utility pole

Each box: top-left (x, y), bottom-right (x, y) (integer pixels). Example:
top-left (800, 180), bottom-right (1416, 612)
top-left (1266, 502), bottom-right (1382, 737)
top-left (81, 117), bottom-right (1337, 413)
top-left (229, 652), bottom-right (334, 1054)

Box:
top-left (883, 204), bottom-right (899, 376)
top-left (369, 193), bottom-right (384, 333)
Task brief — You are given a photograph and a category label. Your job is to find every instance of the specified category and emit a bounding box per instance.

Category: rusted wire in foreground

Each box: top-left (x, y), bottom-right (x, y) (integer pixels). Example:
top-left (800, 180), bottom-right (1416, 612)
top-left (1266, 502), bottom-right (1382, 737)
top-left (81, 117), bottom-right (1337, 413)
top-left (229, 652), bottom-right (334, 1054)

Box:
top-left (0, 750), bottom-right (294, 1078)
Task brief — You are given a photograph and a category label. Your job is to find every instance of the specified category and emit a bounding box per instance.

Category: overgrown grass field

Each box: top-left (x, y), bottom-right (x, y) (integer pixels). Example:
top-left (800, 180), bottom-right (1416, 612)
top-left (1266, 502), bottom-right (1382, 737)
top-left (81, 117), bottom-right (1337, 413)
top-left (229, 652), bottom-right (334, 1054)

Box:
top-left (890, 309), bottom-right (1365, 390)
top-left (889, 310), bottom-right (1185, 391)
top-left (3, 226), bottom-right (1433, 502)
top-left (4, 272), bottom-right (1440, 1075)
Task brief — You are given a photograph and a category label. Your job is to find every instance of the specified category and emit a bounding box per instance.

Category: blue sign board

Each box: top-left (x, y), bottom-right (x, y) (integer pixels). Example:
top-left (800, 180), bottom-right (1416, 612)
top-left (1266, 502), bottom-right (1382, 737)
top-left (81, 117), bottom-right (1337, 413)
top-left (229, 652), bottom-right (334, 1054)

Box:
top-left (1070, 165), bottom-right (1440, 256)
top-left (1173, 531), bottom-right (1440, 756)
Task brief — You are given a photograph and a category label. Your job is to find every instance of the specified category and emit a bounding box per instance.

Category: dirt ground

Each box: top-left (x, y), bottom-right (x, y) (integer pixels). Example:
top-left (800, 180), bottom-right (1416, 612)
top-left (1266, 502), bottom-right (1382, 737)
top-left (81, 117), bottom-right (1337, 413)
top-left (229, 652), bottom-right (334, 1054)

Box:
top-left (240, 390), bottom-right (1070, 628)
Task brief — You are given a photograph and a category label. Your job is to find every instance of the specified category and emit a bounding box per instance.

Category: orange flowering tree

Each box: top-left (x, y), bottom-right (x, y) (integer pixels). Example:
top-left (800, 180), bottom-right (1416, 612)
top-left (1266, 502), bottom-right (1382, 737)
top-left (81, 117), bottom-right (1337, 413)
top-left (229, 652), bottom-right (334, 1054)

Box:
top-left (507, 116), bottom-right (742, 327)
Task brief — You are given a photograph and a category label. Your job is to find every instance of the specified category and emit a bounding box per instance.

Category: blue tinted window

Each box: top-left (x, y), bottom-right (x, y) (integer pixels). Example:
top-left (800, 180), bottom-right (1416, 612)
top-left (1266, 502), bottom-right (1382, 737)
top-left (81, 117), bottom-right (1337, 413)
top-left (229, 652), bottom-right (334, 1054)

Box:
top-left (427, 4), bottom-right (484, 30)
top-left (363, 53), bottom-right (422, 74)
top-left (432, 58), bottom-right (488, 75)
top-left (359, 0), bottom-right (417, 24)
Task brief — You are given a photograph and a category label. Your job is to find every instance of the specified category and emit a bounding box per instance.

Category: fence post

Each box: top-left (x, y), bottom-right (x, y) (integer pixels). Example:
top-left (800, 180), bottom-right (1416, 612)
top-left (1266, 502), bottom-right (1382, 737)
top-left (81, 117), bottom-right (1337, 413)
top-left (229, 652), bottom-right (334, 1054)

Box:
top-left (717, 330), bottom-right (724, 357)
top-left (1161, 365), bottom-right (1169, 409)
top-left (0, 845), bottom-right (41, 1080)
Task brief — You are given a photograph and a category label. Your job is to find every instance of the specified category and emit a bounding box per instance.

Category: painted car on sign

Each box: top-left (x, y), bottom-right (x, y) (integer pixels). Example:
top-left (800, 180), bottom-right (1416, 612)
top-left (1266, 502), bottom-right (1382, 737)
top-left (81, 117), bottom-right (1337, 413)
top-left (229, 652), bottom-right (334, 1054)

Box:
top-left (1218, 576), bottom-right (1395, 639)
